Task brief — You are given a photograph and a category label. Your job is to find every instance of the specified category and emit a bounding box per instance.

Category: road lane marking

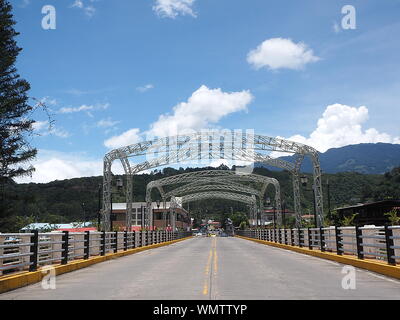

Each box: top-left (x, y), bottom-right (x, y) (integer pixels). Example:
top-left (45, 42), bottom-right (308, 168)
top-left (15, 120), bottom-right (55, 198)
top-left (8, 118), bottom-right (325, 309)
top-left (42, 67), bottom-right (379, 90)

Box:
top-left (203, 237), bottom-right (218, 296)
top-left (213, 239), bottom-right (218, 276)
top-left (203, 240), bottom-right (214, 295)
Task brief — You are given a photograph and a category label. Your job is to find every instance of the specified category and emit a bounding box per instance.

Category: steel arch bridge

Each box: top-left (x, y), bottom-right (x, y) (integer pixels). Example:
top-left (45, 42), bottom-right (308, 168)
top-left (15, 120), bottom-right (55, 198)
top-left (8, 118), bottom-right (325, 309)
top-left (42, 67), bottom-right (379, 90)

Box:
top-left (145, 170), bottom-right (281, 228)
top-left (103, 131), bottom-right (323, 230)
top-left (167, 191), bottom-right (259, 230)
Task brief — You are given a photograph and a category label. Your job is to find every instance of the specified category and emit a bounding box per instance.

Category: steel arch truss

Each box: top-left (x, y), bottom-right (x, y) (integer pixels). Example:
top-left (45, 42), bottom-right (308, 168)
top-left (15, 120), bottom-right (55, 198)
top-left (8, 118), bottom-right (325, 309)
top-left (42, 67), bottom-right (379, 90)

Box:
top-left (182, 191), bottom-right (257, 206)
top-left (103, 131), bottom-right (323, 230)
top-left (145, 170), bottom-right (282, 228)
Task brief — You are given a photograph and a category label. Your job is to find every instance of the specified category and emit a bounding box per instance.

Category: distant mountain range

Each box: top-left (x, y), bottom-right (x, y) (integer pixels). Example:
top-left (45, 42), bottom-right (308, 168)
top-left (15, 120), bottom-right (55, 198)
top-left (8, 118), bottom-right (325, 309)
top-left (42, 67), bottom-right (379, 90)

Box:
top-left (259, 143), bottom-right (400, 174)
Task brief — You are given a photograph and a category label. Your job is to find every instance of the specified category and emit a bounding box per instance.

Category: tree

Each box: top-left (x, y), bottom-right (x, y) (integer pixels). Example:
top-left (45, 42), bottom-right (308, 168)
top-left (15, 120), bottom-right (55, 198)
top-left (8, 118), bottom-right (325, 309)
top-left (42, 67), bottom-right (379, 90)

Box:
top-left (0, 0), bottom-right (37, 184)
top-left (384, 209), bottom-right (400, 226)
top-left (0, 0), bottom-right (38, 230)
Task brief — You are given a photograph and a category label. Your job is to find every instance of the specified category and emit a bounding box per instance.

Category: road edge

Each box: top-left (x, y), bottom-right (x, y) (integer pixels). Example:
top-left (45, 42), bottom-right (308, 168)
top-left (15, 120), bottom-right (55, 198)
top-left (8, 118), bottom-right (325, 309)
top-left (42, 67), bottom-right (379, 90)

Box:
top-left (236, 235), bottom-right (400, 280)
top-left (0, 236), bottom-right (193, 294)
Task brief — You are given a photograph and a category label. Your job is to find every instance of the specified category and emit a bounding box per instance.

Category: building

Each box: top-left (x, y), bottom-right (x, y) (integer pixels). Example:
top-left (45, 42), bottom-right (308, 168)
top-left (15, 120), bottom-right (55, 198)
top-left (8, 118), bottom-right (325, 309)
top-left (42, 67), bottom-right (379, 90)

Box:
top-left (262, 208), bottom-right (295, 225)
top-left (335, 200), bottom-right (400, 225)
top-left (111, 202), bottom-right (191, 231)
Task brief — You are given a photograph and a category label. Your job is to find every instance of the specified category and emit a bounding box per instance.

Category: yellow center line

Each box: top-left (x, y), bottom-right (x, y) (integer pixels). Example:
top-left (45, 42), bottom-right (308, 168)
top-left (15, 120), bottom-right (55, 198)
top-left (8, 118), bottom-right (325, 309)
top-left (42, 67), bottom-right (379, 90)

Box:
top-left (213, 238), bottom-right (218, 276)
top-left (202, 241), bottom-right (214, 295)
top-left (203, 237), bottom-right (218, 296)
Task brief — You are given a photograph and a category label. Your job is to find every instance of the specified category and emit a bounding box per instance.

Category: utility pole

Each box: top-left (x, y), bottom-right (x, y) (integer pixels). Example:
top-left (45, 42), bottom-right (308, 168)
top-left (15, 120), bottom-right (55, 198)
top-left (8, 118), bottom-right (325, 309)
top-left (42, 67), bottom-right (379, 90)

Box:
top-left (110, 193), bottom-right (113, 231)
top-left (97, 183), bottom-right (102, 231)
top-left (81, 202), bottom-right (86, 226)
top-left (327, 178), bottom-right (331, 219)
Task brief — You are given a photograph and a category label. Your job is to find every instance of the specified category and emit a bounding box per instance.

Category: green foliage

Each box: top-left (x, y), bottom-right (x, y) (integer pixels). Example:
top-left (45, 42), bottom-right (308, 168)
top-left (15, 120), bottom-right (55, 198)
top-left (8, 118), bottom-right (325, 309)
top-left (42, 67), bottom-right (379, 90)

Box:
top-left (239, 220), bottom-right (248, 230)
top-left (384, 209), bottom-right (400, 226)
top-left (301, 219), bottom-right (315, 228)
top-left (341, 213), bottom-right (359, 226)
top-left (230, 212), bottom-right (248, 227)
top-left (0, 1), bottom-right (38, 184)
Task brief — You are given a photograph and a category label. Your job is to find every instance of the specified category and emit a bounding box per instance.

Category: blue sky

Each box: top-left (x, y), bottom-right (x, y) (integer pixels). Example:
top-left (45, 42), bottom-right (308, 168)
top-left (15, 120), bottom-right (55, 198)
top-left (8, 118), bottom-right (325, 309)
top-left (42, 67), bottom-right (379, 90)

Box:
top-left (10, 0), bottom-right (400, 182)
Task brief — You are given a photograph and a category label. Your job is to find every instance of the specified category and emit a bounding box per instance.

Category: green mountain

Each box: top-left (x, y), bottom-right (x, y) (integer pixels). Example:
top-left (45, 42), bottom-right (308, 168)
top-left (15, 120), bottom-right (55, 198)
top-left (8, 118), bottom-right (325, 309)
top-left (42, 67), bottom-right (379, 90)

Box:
top-left (271, 143), bottom-right (400, 174)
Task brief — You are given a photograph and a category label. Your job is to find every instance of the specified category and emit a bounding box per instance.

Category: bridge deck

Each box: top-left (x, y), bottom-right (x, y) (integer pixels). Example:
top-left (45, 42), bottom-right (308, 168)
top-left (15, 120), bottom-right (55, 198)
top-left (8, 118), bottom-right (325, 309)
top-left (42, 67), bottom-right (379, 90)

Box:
top-left (1, 237), bottom-right (400, 300)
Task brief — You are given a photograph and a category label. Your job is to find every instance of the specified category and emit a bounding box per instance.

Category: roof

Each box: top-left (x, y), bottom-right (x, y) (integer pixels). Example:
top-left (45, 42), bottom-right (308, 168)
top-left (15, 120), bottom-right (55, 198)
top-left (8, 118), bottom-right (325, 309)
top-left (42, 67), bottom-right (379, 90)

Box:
top-left (21, 222), bottom-right (93, 231)
top-left (335, 200), bottom-right (400, 211)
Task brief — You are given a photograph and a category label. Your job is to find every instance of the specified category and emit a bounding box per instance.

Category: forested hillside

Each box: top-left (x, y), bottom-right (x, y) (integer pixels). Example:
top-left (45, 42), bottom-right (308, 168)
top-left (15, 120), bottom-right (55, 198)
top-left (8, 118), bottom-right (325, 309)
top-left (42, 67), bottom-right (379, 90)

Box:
top-left (269, 143), bottom-right (400, 174)
top-left (1, 165), bottom-right (399, 232)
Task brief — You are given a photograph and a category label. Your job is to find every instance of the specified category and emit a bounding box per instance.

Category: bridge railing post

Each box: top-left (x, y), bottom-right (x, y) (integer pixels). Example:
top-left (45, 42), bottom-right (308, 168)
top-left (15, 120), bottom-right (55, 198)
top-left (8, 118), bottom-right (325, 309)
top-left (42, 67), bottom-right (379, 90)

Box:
top-left (124, 231), bottom-right (128, 251)
top-left (319, 227), bottom-right (325, 252)
top-left (133, 231), bottom-right (139, 248)
top-left (355, 225), bottom-right (364, 259)
top-left (308, 228), bottom-right (312, 250)
top-left (62, 231), bottom-right (69, 264)
top-left (384, 225), bottom-right (396, 265)
top-left (84, 231), bottom-right (90, 259)
top-left (101, 231), bottom-right (106, 256)
top-left (291, 229), bottom-right (295, 246)
top-left (298, 228), bottom-right (302, 248)
top-left (29, 230), bottom-right (39, 271)
top-left (335, 226), bottom-right (343, 255)
top-left (114, 231), bottom-right (118, 253)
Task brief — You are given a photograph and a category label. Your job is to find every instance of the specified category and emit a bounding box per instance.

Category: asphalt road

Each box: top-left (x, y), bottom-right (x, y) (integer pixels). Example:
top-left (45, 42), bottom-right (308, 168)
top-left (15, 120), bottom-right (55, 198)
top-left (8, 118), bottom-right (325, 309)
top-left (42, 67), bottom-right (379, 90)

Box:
top-left (1, 236), bottom-right (400, 300)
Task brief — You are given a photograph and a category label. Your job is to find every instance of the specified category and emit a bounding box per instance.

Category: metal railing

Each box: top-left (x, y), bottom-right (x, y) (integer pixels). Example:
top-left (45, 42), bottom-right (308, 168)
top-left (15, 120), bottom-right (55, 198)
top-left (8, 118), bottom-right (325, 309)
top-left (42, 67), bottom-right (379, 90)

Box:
top-left (236, 225), bottom-right (400, 266)
top-left (0, 230), bottom-right (192, 277)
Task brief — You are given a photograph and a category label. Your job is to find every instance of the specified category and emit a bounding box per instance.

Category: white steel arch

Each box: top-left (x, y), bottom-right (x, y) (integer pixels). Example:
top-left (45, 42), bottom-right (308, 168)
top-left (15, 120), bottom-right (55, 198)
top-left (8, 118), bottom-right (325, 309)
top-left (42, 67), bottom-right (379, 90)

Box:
top-left (103, 131), bottom-right (323, 230)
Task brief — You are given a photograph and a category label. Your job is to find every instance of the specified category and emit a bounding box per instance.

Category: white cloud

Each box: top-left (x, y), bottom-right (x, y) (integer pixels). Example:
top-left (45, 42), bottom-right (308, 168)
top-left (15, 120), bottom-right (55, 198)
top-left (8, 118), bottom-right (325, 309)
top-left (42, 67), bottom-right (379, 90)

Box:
top-left (104, 128), bottom-right (142, 149)
top-left (153, 0), bottom-right (196, 18)
top-left (32, 120), bottom-right (70, 138)
top-left (333, 21), bottom-right (341, 34)
top-left (71, 0), bottom-right (84, 8)
top-left (247, 38), bottom-right (320, 71)
top-left (71, 0), bottom-right (96, 17)
top-left (275, 104), bottom-right (400, 155)
top-left (20, 0), bottom-right (31, 8)
top-left (59, 103), bottom-right (109, 114)
top-left (96, 118), bottom-right (120, 128)
top-left (15, 150), bottom-right (124, 184)
top-left (148, 85), bottom-right (253, 138)
top-left (32, 120), bottom-right (49, 131)
top-left (102, 85), bottom-right (253, 150)
top-left (136, 84), bottom-right (154, 93)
